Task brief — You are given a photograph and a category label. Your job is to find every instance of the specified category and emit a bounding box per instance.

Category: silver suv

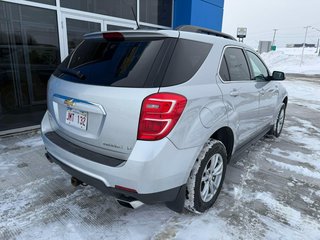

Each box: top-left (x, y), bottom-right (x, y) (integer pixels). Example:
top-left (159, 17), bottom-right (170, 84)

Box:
top-left (41, 26), bottom-right (288, 213)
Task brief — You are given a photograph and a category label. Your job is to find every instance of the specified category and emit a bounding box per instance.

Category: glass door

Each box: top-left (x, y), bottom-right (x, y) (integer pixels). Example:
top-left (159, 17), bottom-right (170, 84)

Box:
top-left (60, 14), bottom-right (137, 60)
top-left (0, 2), bottom-right (60, 131)
top-left (61, 14), bottom-right (104, 59)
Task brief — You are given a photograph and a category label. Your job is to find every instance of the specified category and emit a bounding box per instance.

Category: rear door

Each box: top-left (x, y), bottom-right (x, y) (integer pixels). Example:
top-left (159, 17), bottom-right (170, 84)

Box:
top-left (47, 32), bottom-right (178, 160)
top-left (245, 50), bottom-right (278, 129)
top-left (217, 47), bottom-right (260, 146)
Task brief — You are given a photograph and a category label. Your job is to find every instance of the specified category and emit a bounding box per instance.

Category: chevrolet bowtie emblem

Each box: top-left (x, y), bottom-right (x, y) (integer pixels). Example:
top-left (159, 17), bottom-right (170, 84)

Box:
top-left (64, 99), bottom-right (75, 107)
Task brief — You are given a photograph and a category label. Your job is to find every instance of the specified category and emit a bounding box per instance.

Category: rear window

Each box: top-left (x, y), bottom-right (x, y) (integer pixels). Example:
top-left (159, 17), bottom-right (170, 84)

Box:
top-left (53, 38), bottom-right (212, 88)
top-left (54, 39), bottom-right (164, 87)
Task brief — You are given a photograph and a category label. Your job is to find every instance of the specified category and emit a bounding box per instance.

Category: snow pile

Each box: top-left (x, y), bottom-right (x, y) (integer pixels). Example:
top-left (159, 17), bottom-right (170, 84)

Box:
top-left (261, 48), bottom-right (320, 74)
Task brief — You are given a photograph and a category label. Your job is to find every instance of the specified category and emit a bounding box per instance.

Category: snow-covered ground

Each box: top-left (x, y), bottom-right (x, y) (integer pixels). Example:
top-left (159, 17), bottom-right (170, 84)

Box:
top-left (283, 78), bottom-right (320, 112)
top-left (261, 48), bottom-right (320, 75)
top-left (1, 78), bottom-right (320, 240)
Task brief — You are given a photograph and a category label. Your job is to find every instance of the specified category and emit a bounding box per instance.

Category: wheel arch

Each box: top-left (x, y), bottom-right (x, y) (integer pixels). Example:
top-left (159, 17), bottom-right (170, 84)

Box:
top-left (283, 96), bottom-right (288, 107)
top-left (210, 126), bottom-right (234, 162)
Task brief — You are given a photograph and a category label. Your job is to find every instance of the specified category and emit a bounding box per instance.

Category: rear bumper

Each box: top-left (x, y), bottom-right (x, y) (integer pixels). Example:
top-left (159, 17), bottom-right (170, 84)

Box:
top-left (45, 131), bottom-right (125, 167)
top-left (41, 110), bottom-right (201, 197)
top-left (45, 151), bottom-right (184, 204)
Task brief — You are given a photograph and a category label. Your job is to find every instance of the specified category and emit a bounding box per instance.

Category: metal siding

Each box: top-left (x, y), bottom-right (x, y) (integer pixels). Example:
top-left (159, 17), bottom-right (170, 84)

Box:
top-left (200, 0), bottom-right (224, 8)
top-left (173, 0), bottom-right (224, 31)
top-left (173, 0), bottom-right (192, 28)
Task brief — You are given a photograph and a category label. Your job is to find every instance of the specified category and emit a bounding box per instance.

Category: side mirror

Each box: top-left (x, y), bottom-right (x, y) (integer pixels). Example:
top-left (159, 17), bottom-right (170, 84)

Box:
top-left (271, 71), bottom-right (285, 81)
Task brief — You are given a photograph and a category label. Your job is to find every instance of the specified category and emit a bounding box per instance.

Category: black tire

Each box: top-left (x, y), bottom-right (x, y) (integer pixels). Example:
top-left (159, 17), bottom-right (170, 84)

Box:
top-left (273, 103), bottom-right (286, 137)
top-left (184, 139), bottom-right (227, 213)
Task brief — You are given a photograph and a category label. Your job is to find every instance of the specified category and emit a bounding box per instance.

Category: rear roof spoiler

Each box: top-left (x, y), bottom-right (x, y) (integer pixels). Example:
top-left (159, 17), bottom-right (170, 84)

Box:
top-left (84, 26), bottom-right (235, 41)
top-left (176, 25), bottom-right (236, 41)
top-left (84, 31), bottom-right (176, 40)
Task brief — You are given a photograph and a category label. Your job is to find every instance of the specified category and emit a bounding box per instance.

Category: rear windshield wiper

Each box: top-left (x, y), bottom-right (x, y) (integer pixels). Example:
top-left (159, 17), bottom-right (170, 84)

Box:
top-left (58, 67), bottom-right (86, 80)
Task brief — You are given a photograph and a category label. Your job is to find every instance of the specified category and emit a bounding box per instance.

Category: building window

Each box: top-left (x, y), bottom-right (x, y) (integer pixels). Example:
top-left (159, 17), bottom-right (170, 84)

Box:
top-left (25, 0), bottom-right (56, 5)
top-left (66, 19), bottom-right (101, 54)
top-left (107, 25), bottom-right (134, 31)
top-left (140, 0), bottom-right (172, 27)
top-left (60, 0), bottom-right (137, 20)
top-left (0, 2), bottom-right (60, 130)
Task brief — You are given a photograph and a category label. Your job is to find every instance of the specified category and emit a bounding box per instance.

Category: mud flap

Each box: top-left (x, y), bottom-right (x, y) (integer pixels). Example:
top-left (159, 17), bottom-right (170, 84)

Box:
top-left (165, 185), bottom-right (186, 213)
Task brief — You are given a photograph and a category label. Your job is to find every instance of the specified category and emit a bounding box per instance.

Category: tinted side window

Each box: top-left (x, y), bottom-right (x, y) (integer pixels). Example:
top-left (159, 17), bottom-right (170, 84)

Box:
top-left (219, 56), bottom-right (230, 81)
top-left (224, 48), bottom-right (250, 81)
top-left (246, 51), bottom-right (269, 80)
top-left (161, 39), bottom-right (212, 87)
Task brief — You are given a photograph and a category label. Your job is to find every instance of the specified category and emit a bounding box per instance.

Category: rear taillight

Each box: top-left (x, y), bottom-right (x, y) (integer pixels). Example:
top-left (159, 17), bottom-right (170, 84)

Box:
top-left (138, 93), bottom-right (187, 141)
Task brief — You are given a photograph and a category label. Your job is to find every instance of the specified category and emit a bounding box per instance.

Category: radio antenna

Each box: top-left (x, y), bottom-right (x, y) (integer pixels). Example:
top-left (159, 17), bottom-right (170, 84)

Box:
top-left (131, 7), bottom-right (140, 30)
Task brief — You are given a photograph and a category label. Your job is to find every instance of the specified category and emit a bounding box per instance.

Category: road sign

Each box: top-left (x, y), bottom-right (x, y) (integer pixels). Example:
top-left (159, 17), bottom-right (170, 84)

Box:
top-left (237, 27), bottom-right (247, 38)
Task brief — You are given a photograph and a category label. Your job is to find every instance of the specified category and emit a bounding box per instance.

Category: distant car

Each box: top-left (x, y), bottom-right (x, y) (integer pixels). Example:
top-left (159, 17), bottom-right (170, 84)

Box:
top-left (41, 26), bottom-right (288, 213)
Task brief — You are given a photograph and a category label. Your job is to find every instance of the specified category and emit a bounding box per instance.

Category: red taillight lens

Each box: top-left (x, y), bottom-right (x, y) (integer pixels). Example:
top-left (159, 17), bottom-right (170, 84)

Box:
top-left (138, 93), bottom-right (187, 141)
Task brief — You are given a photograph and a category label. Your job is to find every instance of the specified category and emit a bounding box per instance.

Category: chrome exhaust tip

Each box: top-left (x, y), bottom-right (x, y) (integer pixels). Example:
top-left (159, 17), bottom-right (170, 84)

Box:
top-left (116, 198), bottom-right (144, 209)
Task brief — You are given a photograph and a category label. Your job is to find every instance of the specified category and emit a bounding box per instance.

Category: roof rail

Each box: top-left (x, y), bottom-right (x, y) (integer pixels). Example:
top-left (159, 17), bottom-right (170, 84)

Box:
top-left (176, 25), bottom-right (236, 41)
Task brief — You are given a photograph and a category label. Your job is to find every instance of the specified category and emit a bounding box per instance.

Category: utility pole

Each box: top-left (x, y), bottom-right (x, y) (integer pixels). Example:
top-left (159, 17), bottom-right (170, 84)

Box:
top-left (300, 26), bottom-right (311, 66)
top-left (312, 27), bottom-right (320, 56)
top-left (272, 29), bottom-right (278, 46)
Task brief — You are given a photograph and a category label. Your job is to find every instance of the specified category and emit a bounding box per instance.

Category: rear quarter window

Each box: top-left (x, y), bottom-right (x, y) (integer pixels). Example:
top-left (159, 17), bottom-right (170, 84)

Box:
top-left (161, 39), bottom-right (212, 87)
top-left (219, 56), bottom-right (230, 81)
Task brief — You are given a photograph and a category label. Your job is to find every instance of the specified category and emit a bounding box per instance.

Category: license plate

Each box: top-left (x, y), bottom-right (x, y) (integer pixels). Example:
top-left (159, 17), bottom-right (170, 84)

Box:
top-left (65, 108), bottom-right (88, 130)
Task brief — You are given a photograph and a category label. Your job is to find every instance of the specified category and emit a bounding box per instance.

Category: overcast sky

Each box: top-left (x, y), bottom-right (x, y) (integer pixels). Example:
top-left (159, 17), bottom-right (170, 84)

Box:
top-left (222, 0), bottom-right (320, 48)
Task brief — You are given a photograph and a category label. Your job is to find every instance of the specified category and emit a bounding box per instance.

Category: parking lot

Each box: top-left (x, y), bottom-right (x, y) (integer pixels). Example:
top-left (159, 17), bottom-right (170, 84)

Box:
top-left (1, 78), bottom-right (320, 240)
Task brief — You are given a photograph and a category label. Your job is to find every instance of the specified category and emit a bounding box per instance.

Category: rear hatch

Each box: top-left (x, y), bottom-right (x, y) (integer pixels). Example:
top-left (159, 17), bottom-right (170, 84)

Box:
top-left (47, 31), bottom-right (178, 160)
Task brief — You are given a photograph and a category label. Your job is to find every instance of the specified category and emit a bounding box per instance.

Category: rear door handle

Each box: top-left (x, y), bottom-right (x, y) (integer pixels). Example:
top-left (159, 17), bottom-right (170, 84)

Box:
top-left (230, 90), bottom-right (239, 97)
top-left (260, 89), bottom-right (265, 96)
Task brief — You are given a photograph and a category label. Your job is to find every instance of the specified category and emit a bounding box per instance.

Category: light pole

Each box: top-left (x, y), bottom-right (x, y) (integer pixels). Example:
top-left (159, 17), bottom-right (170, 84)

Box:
top-left (312, 27), bottom-right (320, 56)
top-left (300, 26), bottom-right (311, 66)
top-left (272, 29), bottom-right (278, 46)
